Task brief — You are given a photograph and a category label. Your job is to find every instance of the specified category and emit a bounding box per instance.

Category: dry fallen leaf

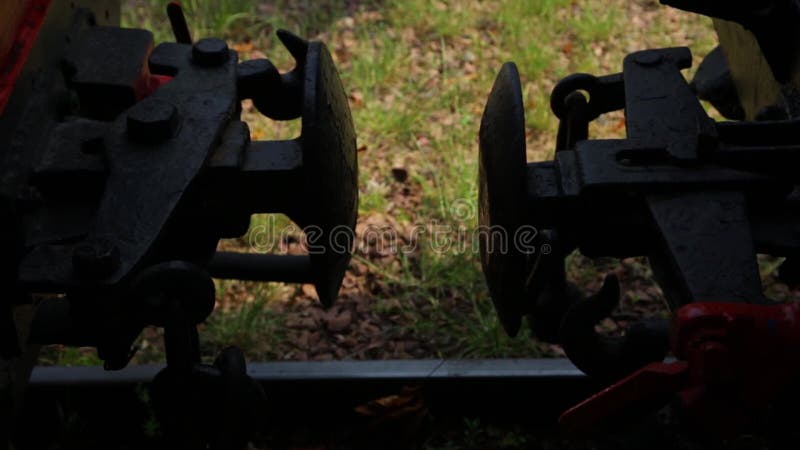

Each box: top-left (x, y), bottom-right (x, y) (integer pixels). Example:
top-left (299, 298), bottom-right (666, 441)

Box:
top-left (326, 309), bottom-right (352, 332)
top-left (349, 90), bottom-right (364, 107)
top-left (301, 284), bottom-right (317, 299)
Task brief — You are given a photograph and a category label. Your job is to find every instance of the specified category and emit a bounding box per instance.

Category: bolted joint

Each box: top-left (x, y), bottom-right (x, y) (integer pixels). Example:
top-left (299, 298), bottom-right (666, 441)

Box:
top-left (126, 98), bottom-right (179, 144)
top-left (72, 238), bottom-right (121, 279)
top-left (192, 38), bottom-right (230, 67)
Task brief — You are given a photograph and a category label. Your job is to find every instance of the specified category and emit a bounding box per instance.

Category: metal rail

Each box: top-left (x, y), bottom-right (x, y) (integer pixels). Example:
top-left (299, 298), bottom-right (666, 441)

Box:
top-left (29, 358), bottom-right (585, 385)
top-left (23, 358), bottom-right (596, 426)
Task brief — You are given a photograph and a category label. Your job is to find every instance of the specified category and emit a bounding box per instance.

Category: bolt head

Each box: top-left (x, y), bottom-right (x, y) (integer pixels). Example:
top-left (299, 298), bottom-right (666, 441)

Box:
top-left (634, 51), bottom-right (662, 66)
top-left (72, 239), bottom-right (121, 279)
top-left (192, 38), bottom-right (230, 67)
top-left (126, 98), bottom-right (178, 144)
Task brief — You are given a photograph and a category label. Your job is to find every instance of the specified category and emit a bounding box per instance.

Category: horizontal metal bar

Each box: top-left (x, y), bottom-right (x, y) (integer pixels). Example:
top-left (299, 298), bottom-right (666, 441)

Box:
top-left (25, 359), bottom-right (597, 425)
top-left (29, 358), bottom-right (585, 386)
top-left (208, 252), bottom-right (312, 283)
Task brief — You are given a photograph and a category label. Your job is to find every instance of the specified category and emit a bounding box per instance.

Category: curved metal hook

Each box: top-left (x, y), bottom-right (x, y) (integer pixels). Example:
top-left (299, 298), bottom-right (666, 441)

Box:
top-left (236, 30), bottom-right (310, 121)
top-left (559, 274), bottom-right (670, 382)
top-left (523, 230), bottom-right (579, 343)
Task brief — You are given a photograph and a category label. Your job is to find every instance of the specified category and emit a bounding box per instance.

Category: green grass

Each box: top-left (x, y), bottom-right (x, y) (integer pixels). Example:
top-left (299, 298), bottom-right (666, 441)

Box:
top-left (37, 346), bottom-right (103, 366)
top-left (39, 0), bottom-right (719, 367)
top-left (124, 0), bottom-right (280, 43)
top-left (201, 281), bottom-right (288, 360)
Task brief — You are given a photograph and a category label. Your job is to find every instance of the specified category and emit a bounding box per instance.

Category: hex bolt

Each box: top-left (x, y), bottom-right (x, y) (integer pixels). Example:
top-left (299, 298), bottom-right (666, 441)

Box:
top-left (192, 38), bottom-right (230, 67)
top-left (634, 51), bottom-right (662, 67)
top-left (126, 98), bottom-right (179, 144)
top-left (72, 239), bottom-right (121, 279)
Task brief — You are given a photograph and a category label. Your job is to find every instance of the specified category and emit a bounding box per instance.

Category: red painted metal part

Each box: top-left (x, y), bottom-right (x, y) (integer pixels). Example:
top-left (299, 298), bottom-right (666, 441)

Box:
top-left (0, 0), bottom-right (52, 115)
top-left (135, 73), bottom-right (173, 100)
top-left (1, 0), bottom-right (172, 114)
top-left (560, 301), bottom-right (800, 433)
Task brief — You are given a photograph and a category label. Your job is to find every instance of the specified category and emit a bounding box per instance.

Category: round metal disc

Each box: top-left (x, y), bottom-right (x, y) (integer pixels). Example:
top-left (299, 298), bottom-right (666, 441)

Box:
top-left (131, 261), bottom-right (216, 327)
top-left (478, 62), bottom-right (528, 336)
top-left (300, 41), bottom-right (358, 307)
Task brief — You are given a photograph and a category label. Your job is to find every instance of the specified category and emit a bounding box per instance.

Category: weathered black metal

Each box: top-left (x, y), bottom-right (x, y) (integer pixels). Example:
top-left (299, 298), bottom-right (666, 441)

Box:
top-left (241, 30), bottom-right (311, 121)
top-left (192, 37), bottom-right (230, 67)
top-left (558, 275), bottom-right (670, 382)
top-left (478, 62), bottom-right (529, 336)
top-left (14, 22), bottom-right (357, 362)
top-left (690, 46), bottom-right (745, 120)
top-left (71, 238), bottom-right (121, 279)
top-left (125, 97), bottom-right (179, 143)
top-left (479, 64), bottom-right (577, 343)
top-left (151, 346), bottom-right (267, 450)
top-left (480, 45), bottom-right (800, 381)
top-left (166, 1), bottom-right (193, 45)
top-left (1, 3), bottom-right (357, 448)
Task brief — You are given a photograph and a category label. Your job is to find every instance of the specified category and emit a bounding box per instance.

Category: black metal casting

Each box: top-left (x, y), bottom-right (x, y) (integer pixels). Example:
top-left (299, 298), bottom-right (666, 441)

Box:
top-left (480, 45), bottom-right (800, 381)
top-left (1, 2), bottom-right (357, 448)
top-left (690, 46), bottom-right (745, 120)
top-left (7, 5), bottom-right (357, 362)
